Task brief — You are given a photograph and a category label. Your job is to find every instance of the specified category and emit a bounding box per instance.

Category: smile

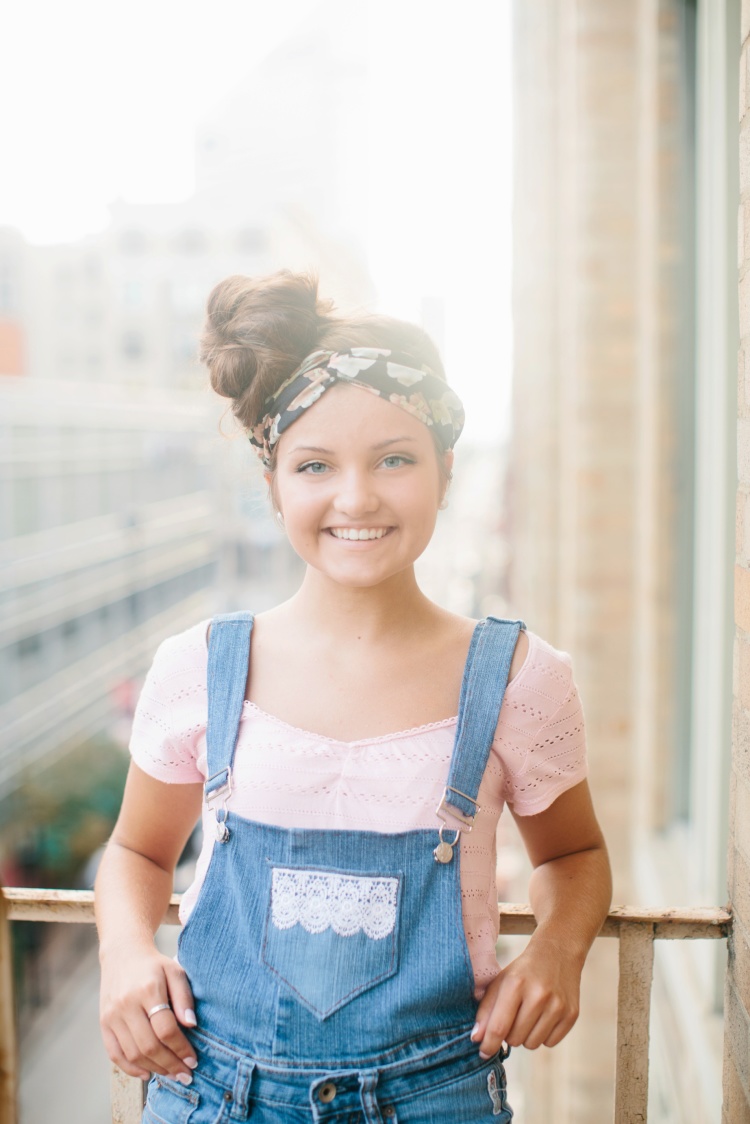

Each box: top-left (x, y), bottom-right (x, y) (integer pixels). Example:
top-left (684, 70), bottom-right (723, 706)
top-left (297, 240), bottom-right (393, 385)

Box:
top-left (327, 527), bottom-right (393, 541)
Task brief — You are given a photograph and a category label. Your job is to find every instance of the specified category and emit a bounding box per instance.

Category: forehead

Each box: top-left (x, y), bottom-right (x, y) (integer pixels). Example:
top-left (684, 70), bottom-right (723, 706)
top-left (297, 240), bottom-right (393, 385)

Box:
top-left (277, 382), bottom-right (431, 454)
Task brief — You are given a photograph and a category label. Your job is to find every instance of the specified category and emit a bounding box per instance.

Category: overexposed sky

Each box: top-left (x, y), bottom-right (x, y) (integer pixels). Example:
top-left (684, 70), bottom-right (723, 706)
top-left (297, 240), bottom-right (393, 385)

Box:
top-left (0, 0), bottom-right (513, 441)
top-left (0, 0), bottom-right (324, 241)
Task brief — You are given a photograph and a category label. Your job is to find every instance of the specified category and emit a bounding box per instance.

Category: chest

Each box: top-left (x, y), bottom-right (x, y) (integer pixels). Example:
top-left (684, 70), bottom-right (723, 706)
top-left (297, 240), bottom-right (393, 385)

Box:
top-left (244, 630), bottom-right (474, 743)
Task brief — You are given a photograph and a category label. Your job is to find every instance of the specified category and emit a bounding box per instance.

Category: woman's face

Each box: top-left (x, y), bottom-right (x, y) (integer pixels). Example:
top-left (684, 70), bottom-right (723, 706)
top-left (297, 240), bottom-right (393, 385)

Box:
top-left (268, 383), bottom-right (453, 589)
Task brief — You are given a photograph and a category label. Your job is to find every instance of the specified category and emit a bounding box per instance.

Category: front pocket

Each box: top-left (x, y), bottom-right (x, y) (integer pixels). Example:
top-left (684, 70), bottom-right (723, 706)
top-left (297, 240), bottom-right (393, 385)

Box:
top-left (261, 865), bottom-right (402, 1019)
top-left (142, 1073), bottom-right (200, 1124)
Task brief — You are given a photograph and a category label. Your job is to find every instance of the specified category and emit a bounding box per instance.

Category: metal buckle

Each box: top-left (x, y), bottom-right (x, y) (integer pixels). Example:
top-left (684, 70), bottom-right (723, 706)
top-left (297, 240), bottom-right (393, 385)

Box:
top-left (205, 767), bottom-right (233, 842)
top-left (204, 766), bottom-right (233, 809)
top-left (435, 785), bottom-right (480, 831)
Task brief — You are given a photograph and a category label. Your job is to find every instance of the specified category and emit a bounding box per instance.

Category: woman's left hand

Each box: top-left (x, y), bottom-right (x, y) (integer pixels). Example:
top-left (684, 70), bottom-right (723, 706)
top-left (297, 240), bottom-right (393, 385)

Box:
top-left (470, 937), bottom-right (582, 1056)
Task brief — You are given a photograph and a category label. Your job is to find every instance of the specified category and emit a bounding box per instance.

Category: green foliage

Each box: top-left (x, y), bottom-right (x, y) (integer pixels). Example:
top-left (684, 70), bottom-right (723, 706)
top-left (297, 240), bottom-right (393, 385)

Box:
top-left (0, 735), bottom-right (129, 888)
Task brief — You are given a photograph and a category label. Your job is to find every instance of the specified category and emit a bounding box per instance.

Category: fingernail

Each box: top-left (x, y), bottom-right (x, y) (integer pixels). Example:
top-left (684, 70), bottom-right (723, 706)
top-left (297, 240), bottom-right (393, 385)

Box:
top-left (470, 1023), bottom-right (481, 1041)
top-left (183, 1057), bottom-right (198, 1069)
top-left (184, 1009), bottom-right (197, 1026)
top-left (479, 1051), bottom-right (491, 1060)
top-left (176, 1073), bottom-right (193, 1085)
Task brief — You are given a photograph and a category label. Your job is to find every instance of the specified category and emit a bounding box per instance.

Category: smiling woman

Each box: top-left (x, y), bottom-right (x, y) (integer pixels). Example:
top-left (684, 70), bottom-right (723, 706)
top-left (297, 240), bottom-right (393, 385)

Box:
top-left (270, 385), bottom-right (450, 589)
top-left (94, 268), bottom-right (611, 1124)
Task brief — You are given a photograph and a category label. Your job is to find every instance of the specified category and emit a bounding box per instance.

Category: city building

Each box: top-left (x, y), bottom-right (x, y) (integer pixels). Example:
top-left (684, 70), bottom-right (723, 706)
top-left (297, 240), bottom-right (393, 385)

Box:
top-left (0, 2), bottom-right (375, 870)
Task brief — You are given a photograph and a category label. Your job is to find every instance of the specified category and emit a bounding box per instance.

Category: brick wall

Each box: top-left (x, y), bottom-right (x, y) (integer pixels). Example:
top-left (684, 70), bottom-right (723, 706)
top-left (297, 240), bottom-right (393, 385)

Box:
top-left (510, 3), bottom-right (641, 1119)
top-left (726, 5), bottom-right (750, 1118)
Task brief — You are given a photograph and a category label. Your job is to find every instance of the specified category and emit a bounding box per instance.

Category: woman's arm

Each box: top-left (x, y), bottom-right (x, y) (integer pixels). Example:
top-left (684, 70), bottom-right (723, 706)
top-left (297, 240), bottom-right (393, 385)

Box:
top-left (94, 761), bottom-right (203, 1082)
top-left (471, 779), bottom-right (612, 1056)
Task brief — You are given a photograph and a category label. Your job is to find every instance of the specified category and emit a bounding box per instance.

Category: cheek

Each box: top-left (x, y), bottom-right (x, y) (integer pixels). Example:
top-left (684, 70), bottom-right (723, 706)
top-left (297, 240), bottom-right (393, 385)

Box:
top-left (278, 487), bottom-right (327, 537)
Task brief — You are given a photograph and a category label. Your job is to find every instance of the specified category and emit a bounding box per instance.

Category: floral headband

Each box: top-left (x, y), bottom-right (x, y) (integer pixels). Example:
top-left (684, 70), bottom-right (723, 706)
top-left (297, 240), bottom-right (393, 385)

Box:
top-left (248, 347), bottom-right (465, 468)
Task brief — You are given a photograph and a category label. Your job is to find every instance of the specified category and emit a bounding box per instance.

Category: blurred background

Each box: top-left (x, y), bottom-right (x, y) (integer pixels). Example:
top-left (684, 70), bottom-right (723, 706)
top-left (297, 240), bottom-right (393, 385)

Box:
top-left (0, 1), bottom-right (747, 1122)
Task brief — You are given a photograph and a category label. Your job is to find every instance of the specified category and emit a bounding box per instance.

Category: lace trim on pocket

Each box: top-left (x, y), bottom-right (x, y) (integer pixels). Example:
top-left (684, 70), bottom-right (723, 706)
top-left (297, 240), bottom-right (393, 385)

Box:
top-left (270, 868), bottom-right (398, 939)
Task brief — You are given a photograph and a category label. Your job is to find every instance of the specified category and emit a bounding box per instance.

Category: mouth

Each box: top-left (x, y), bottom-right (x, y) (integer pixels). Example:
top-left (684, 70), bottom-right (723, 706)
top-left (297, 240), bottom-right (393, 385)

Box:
top-left (325, 527), bottom-right (395, 541)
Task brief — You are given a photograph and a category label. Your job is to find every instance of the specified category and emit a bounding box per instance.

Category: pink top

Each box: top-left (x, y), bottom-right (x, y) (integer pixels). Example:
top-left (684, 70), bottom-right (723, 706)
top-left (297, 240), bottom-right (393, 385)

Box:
top-left (129, 619), bottom-right (588, 996)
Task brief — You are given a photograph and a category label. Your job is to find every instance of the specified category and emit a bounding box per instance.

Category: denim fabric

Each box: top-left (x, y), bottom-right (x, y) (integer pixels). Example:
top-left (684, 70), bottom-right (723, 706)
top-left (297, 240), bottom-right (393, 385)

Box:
top-left (443, 617), bottom-right (528, 822)
top-left (144, 1024), bottom-right (513, 1123)
top-left (143, 613), bottom-right (524, 1122)
top-left (176, 817), bottom-right (477, 1061)
top-left (203, 612), bottom-right (254, 801)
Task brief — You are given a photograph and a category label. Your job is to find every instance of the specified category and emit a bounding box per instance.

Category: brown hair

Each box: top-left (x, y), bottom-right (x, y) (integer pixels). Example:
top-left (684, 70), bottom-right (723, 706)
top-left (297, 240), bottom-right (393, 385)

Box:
top-left (200, 269), bottom-right (447, 433)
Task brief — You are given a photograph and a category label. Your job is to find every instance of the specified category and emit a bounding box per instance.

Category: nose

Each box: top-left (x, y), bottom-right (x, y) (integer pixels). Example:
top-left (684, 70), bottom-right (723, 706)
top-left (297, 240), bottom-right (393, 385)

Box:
top-left (332, 467), bottom-right (379, 518)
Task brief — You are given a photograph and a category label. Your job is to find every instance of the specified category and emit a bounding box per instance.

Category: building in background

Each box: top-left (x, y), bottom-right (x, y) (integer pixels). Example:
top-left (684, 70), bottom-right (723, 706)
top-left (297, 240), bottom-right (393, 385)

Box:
top-left (510, 1), bottom-right (739, 1121)
top-left (0, 0), bottom-right (375, 904)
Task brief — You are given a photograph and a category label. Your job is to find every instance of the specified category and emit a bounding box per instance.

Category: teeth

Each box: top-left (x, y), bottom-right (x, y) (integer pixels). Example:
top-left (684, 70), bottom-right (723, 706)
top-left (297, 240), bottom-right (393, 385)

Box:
top-left (330, 528), bottom-right (389, 540)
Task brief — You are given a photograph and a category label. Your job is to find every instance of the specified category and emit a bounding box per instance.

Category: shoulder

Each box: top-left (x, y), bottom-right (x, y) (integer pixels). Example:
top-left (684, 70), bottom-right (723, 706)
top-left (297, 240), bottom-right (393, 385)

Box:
top-left (147, 617), bottom-right (211, 687)
top-left (492, 628), bottom-right (588, 815)
top-left (504, 627), bottom-right (574, 703)
top-left (130, 618), bottom-right (211, 782)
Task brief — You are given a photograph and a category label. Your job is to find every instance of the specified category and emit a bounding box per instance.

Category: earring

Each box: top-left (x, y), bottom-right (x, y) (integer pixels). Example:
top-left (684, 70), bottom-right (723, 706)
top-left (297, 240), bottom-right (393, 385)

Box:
top-left (276, 511), bottom-right (285, 526)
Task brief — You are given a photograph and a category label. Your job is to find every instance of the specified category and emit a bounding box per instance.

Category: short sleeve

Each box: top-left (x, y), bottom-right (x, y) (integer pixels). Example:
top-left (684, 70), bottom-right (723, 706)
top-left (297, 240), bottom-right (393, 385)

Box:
top-left (128, 620), bottom-right (211, 784)
top-left (492, 630), bottom-right (589, 816)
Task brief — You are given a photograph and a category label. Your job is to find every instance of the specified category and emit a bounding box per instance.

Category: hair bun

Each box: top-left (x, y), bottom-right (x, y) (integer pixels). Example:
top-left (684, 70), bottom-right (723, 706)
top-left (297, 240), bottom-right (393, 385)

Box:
top-left (200, 269), bottom-right (337, 429)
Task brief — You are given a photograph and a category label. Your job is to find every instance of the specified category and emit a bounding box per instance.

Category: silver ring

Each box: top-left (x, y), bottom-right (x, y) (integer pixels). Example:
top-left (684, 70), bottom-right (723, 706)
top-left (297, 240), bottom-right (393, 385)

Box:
top-left (146, 1003), bottom-right (172, 1019)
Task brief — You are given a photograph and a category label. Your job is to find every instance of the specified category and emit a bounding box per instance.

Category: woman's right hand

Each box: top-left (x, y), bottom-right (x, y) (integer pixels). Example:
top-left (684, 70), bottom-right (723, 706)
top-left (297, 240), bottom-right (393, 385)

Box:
top-left (99, 943), bottom-right (198, 1083)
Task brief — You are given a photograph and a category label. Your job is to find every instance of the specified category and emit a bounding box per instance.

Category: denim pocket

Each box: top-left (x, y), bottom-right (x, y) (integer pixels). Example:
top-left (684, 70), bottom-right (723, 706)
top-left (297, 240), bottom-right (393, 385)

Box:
top-left (142, 1073), bottom-right (199, 1124)
top-left (261, 865), bottom-right (402, 1019)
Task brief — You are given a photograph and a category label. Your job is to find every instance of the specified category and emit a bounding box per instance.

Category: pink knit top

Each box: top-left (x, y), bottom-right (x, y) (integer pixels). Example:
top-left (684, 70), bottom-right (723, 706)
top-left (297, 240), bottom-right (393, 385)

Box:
top-left (129, 619), bottom-right (588, 997)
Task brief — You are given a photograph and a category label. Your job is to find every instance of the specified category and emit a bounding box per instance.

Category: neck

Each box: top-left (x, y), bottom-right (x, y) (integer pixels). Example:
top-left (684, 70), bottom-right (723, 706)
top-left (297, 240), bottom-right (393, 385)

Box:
top-left (283, 565), bottom-right (441, 643)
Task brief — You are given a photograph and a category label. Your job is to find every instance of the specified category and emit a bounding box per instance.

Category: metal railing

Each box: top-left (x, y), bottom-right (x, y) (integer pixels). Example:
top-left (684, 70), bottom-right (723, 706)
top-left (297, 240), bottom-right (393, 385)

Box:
top-left (0, 888), bottom-right (732, 1124)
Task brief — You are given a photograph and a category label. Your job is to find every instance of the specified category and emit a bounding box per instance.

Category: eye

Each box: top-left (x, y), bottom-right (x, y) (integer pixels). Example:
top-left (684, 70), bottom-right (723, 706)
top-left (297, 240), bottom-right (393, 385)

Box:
top-left (381, 454), bottom-right (414, 469)
top-left (297, 460), bottom-right (329, 474)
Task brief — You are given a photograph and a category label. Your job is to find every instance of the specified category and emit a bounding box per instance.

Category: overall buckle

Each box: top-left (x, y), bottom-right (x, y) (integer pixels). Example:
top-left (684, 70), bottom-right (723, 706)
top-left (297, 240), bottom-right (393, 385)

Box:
top-left (435, 785), bottom-right (480, 830)
top-left (204, 767), bottom-right (233, 842)
top-left (433, 787), bottom-right (480, 864)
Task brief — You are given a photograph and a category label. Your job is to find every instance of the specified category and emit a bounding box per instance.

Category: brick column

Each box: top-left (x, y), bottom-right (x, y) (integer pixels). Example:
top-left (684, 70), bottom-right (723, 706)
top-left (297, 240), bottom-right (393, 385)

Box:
top-left (726, 5), bottom-right (750, 1118)
top-left (510, 3), bottom-right (641, 1119)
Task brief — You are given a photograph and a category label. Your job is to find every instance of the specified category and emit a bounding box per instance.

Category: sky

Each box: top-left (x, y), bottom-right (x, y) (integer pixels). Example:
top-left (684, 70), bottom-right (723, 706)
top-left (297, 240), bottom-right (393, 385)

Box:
top-left (0, 0), bottom-right (513, 443)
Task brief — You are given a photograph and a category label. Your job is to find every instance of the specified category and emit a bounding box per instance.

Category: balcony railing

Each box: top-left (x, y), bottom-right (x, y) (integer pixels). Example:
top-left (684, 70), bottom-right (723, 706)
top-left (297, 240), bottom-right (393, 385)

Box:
top-left (0, 888), bottom-right (731, 1124)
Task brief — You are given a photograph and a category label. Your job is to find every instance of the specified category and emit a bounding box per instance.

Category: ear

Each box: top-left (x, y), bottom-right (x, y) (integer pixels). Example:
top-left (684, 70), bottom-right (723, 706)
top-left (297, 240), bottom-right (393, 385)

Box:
top-left (264, 470), bottom-right (282, 519)
top-left (440, 450), bottom-right (454, 501)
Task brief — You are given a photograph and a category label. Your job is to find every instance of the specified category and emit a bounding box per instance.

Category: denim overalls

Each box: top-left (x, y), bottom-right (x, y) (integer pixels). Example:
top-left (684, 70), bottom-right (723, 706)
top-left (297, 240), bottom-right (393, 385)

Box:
top-left (143, 612), bottom-right (524, 1123)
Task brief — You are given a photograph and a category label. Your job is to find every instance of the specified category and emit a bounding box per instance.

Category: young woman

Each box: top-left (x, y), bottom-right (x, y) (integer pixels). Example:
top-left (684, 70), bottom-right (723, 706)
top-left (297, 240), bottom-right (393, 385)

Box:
top-left (95, 269), bottom-right (612, 1123)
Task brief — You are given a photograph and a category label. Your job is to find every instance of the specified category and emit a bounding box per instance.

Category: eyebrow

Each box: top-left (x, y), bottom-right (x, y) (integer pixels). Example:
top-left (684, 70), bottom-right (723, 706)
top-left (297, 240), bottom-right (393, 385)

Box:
top-left (287, 437), bottom-right (419, 455)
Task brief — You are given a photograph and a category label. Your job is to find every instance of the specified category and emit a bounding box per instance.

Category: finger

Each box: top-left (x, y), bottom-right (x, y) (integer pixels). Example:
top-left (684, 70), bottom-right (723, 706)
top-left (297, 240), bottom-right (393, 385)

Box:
top-left (505, 995), bottom-right (572, 1051)
top-left (112, 1002), bottom-right (193, 1080)
top-left (543, 1007), bottom-right (579, 1049)
top-left (137, 1007), bottom-right (198, 1079)
top-left (147, 997), bottom-right (199, 1071)
top-left (472, 979), bottom-right (523, 1056)
top-left (101, 1025), bottom-right (151, 1081)
top-left (471, 987), bottom-right (497, 1038)
top-left (164, 962), bottom-right (198, 1028)
top-left (509, 1005), bottom-right (562, 1050)
top-left (112, 1018), bottom-right (172, 1079)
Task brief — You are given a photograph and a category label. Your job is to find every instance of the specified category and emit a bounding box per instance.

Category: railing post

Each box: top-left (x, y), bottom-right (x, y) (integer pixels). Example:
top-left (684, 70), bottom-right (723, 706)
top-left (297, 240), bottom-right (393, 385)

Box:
top-left (614, 921), bottom-right (655, 1123)
top-left (111, 1063), bottom-right (145, 1124)
top-left (0, 886), bottom-right (18, 1124)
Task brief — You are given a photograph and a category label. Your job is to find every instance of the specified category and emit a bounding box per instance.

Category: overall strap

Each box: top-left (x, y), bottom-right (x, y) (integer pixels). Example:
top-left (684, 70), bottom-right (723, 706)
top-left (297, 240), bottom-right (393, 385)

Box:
top-left (437, 616), bottom-right (526, 830)
top-left (204, 611), bottom-right (254, 812)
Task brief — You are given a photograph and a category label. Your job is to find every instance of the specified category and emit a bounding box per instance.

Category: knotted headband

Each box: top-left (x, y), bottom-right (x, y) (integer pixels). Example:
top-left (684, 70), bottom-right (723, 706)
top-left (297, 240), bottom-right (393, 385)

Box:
top-left (248, 347), bottom-right (465, 468)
